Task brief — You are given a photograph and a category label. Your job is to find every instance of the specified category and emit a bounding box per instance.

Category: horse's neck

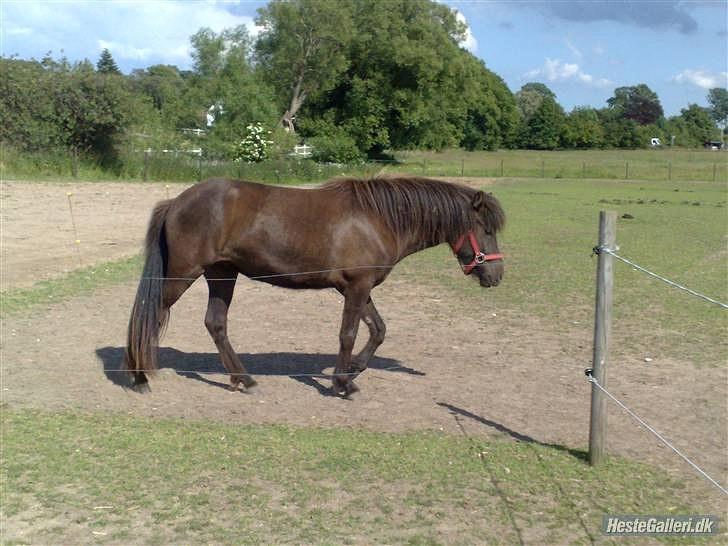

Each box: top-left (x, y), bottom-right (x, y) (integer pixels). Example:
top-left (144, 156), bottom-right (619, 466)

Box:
top-left (396, 231), bottom-right (449, 261)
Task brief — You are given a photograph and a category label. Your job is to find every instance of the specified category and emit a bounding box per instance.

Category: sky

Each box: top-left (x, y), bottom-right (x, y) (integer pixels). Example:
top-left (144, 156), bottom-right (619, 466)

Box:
top-left (1, 0), bottom-right (726, 117)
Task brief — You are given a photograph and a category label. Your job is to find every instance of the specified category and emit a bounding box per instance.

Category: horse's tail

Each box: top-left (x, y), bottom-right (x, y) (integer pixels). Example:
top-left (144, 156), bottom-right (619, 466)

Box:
top-left (124, 200), bottom-right (172, 386)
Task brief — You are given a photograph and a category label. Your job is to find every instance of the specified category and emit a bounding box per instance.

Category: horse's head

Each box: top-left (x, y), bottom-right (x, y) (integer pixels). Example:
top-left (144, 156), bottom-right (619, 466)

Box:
top-left (453, 191), bottom-right (505, 287)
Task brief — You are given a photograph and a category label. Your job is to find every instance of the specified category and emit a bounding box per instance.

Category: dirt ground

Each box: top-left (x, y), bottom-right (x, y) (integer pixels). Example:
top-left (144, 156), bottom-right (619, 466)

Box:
top-left (1, 179), bottom-right (726, 509)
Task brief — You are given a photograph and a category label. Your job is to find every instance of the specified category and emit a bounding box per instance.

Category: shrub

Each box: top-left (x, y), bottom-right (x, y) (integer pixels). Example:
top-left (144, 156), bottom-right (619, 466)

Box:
top-left (308, 130), bottom-right (364, 164)
top-left (233, 123), bottom-right (273, 163)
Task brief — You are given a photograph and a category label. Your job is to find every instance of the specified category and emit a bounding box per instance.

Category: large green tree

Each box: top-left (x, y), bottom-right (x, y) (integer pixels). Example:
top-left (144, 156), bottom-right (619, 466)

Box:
top-left (519, 96), bottom-right (566, 150)
top-left (51, 61), bottom-right (134, 174)
top-left (665, 104), bottom-right (718, 147)
top-left (607, 84), bottom-right (663, 125)
top-left (0, 57), bottom-right (57, 151)
top-left (256, 0), bottom-right (354, 132)
top-left (562, 107), bottom-right (604, 149)
top-left (1, 55), bottom-right (138, 172)
top-left (297, 0), bottom-right (516, 154)
top-left (515, 82), bottom-right (556, 122)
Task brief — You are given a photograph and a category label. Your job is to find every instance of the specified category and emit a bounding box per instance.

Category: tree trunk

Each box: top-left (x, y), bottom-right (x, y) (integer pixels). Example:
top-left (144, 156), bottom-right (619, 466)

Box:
top-left (280, 72), bottom-right (307, 133)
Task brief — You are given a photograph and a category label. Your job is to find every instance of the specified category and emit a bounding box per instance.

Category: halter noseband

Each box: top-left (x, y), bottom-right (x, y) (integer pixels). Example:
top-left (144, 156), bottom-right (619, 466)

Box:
top-left (452, 231), bottom-right (504, 275)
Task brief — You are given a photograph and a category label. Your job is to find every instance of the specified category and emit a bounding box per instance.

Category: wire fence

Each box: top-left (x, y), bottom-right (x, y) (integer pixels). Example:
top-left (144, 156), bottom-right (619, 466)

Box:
top-left (588, 239), bottom-right (727, 495)
top-left (593, 246), bottom-right (728, 309)
top-left (586, 372), bottom-right (727, 496)
top-left (135, 153), bottom-right (728, 184)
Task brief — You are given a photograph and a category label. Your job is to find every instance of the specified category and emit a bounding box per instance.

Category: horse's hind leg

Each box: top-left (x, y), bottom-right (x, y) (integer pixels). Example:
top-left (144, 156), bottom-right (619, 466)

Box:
top-left (204, 264), bottom-right (257, 391)
top-left (352, 298), bottom-right (386, 374)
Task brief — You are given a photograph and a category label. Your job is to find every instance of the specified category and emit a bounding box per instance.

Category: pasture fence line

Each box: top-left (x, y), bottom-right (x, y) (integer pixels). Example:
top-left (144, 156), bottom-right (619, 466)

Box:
top-left (593, 246), bottom-right (728, 308)
top-left (587, 210), bottom-right (727, 493)
top-left (585, 371), bottom-right (728, 496)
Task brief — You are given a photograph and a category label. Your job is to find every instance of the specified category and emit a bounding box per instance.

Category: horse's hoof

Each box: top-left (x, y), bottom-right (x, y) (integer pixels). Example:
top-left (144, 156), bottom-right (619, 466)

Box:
top-left (344, 382), bottom-right (360, 399)
top-left (242, 376), bottom-right (258, 390)
top-left (132, 377), bottom-right (150, 393)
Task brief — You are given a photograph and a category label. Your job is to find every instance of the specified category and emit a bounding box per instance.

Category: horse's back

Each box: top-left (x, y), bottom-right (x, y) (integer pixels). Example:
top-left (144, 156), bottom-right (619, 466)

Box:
top-left (162, 179), bottom-right (358, 276)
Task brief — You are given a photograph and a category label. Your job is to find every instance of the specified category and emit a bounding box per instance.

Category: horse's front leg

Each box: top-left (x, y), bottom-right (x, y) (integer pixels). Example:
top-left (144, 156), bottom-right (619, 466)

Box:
top-left (352, 298), bottom-right (386, 374)
top-left (333, 282), bottom-right (371, 397)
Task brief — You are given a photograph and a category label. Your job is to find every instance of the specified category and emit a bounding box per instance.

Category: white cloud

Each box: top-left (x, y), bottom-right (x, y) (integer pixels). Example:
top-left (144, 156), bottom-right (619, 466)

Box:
top-left (525, 58), bottom-right (612, 87)
top-left (98, 40), bottom-right (153, 62)
top-left (2, 1), bottom-right (257, 69)
top-left (455, 11), bottom-right (478, 53)
top-left (672, 69), bottom-right (728, 90)
top-left (564, 38), bottom-right (583, 60)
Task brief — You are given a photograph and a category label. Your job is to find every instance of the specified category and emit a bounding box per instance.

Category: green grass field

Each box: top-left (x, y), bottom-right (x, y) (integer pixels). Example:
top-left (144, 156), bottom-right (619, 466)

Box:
top-left (4, 148), bottom-right (726, 184)
top-left (397, 176), bottom-right (727, 365)
top-left (1, 172), bottom-right (725, 544)
top-left (0, 409), bottom-right (716, 545)
top-left (386, 148), bottom-right (728, 183)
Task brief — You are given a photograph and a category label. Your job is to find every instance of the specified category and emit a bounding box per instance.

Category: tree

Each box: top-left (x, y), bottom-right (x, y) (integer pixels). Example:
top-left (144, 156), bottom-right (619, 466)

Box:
top-left (186, 26), bottom-right (278, 156)
top-left (519, 96), bottom-right (566, 149)
top-left (515, 82), bottom-right (556, 121)
top-left (256, 0), bottom-right (354, 132)
top-left (563, 107), bottom-right (604, 148)
top-left (607, 84), bottom-right (663, 125)
top-left (96, 48), bottom-right (121, 75)
top-left (707, 87), bottom-right (728, 145)
top-left (0, 57), bottom-right (58, 151)
top-left (460, 58), bottom-right (519, 150)
top-left (298, 0), bottom-right (516, 154)
top-left (666, 104), bottom-right (718, 147)
top-left (49, 61), bottom-right (133, 175)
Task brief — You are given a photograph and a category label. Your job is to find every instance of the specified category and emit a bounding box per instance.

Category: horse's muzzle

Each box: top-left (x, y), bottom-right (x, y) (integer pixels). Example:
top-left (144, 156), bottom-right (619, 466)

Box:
top-left (477, 261), bottom-right (503, 287)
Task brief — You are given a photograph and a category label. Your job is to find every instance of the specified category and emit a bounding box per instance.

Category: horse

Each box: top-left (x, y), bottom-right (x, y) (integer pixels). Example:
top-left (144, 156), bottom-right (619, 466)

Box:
top-left (124, 175), bottom-right (505, 396)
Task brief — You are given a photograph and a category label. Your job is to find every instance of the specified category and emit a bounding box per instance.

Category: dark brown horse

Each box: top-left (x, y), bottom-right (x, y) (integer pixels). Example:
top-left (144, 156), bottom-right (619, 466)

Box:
top-left (125, 176), bottom-right (505, 396)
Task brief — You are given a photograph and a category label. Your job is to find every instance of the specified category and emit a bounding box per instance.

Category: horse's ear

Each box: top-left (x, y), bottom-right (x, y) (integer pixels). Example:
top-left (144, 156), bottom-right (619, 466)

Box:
top-left (471, 191), bottom-right (486, 210)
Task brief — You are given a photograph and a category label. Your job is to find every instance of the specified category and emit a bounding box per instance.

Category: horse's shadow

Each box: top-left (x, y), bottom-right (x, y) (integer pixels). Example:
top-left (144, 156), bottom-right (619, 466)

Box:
top-left (96, 346), bottom-right (423, 397)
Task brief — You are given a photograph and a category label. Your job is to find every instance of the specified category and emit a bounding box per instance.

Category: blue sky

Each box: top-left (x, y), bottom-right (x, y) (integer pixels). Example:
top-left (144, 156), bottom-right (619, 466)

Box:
top-left (2, 0), bottom-right (726, 116)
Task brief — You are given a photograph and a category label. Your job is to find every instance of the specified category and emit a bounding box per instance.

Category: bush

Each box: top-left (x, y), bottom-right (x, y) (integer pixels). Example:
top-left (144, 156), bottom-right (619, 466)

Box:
top-left (308, 130), bottom-right (364, 164)
top-left (233, 123), bottom-right (273, 163)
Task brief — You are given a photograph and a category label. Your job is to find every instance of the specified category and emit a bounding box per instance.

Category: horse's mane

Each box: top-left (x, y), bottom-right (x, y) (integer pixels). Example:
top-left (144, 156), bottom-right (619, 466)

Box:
top-left (321, 176), bottom-right (505, 243)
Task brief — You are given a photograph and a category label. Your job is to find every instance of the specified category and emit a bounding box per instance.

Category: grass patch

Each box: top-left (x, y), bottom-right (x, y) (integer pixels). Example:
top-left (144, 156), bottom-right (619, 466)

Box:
top-left (0, 409), bottom-right (715, 545)
top-left (5, 148), bottom-right (726, 185)
top-left (394, 177), bottom-right (727, 365)
top-left (0, 255), bottom-right (141, 318)
top-left (386, 148), bottom-right (728, 182)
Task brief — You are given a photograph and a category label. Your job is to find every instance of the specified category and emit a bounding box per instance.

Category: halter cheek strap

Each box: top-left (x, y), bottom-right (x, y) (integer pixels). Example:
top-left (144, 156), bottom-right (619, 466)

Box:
top-left (452, 231), bottom-right (504, 275)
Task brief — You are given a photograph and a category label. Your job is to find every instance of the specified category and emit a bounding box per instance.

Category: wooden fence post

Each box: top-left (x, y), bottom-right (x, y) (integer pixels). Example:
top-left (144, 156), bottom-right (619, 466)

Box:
top-left (143, 150), bottom-right (150, 182)
top-left (461, 158), bottom-right (465, 177)
top-left (589, 210), bottom-right (617, 466)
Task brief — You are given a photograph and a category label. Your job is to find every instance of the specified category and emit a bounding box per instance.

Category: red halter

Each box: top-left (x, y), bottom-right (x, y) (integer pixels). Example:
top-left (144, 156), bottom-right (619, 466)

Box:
top-left (452, 231), bottom-right (504, 275)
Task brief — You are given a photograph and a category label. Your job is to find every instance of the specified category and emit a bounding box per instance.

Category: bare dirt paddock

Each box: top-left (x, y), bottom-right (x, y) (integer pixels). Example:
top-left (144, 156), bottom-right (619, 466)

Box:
top-left (1, 179), bottom-right (726, 504)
